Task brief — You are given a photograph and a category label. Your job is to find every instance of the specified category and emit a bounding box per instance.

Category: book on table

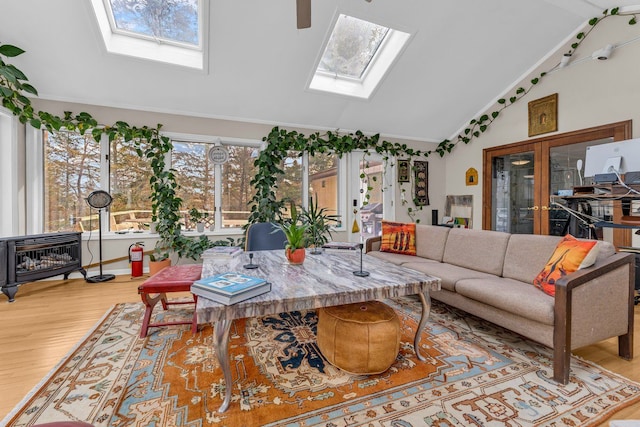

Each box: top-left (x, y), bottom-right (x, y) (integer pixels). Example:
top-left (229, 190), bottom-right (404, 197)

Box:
top-left (201, 246), bottom-right (243, 258)
top-left (191, 272), bottom-right (271, 305)
top-left (322, 241), bottom-right (360, 252)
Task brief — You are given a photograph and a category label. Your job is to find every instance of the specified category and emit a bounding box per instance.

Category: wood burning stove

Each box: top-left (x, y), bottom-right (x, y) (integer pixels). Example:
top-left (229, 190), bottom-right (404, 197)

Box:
top-left (0, 232), bottom-right (86, 302)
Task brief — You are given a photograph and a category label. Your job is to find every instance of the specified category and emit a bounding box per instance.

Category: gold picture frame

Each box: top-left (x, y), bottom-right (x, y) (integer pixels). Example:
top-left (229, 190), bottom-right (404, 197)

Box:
top-left (397, 159), bottom-right (410, 183)
top-left (528, 93), bottom-right (557, 137)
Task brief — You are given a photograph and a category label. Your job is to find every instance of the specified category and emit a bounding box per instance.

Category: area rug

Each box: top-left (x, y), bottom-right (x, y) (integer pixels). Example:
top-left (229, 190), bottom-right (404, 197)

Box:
top-left (4, 297), bottom-right (640, 426)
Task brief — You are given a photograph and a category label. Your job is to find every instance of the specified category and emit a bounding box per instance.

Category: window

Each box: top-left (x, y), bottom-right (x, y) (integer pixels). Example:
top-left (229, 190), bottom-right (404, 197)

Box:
top-left (34, 129), bottom-right (348, 236)
top-left (90, 0), bottom-right (206, 70)
top-left (276, 151), bottom-right (304, 210)
top-left (107, 0), bottom-right (200, 47)
top-left (43, 130), bottom-right (101, 233)
top-left (42, 130), bottom-right (155, 233)
top-left (309, 152), bottom-right (339, 225)
top-left (110, 136), bottom-right (154, 231)
top-left (309, 14), bottom-right (411, 99)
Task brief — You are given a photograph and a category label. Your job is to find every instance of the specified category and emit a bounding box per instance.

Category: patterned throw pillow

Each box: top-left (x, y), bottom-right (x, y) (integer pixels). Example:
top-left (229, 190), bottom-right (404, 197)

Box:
top-left (533, 234), bottom-right (599, 296)
top-left (380, 221), bottom-right (416, 256)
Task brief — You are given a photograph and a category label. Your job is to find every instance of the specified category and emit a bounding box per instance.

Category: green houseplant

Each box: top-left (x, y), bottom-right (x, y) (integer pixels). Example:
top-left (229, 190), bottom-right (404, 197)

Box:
top-left (189, 207), bottom-right (207, 232)
top-left (278, 202), bottom-right (309, 264)
top-left (303, 194), bottom-right (340, 254)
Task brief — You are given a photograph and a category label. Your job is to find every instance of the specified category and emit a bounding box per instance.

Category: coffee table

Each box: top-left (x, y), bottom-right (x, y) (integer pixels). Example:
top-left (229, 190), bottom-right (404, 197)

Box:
top-left (196, 249), bottom-right (441, 412)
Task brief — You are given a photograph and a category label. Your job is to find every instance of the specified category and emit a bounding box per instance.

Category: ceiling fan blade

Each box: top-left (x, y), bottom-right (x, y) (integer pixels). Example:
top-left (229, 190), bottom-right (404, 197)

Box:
top-left (296, 0), bottom-right (311, 29)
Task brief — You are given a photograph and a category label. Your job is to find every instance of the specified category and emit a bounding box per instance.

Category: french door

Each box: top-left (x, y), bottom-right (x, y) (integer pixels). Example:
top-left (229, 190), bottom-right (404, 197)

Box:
top-left (483, 121), bottom-right (632, 236)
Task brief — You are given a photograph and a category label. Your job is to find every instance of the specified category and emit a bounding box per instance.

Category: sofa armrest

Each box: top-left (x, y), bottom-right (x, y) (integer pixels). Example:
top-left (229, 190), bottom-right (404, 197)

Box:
top-left (366, 236), bottom-right (382, 253)
top-left (552, 251), bottom-right (635, 384)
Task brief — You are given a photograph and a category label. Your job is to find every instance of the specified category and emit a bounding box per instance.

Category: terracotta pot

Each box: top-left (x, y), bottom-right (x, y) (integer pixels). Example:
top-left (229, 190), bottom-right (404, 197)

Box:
top-left (149, 258), bottom-right (171, 276)
top-left (285, 248), bottom-right (306, 265)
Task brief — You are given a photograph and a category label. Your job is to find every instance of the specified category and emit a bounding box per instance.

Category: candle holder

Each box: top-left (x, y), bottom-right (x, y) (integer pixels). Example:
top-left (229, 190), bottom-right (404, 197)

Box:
top-left (353, 243), bottom-right (370, 277)
top-left (243, 252), bottom-right (259, 269)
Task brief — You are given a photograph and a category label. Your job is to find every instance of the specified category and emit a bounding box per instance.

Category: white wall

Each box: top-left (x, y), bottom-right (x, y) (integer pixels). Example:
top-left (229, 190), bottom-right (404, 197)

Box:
top-left (444, 16), bottom-right (640, 235)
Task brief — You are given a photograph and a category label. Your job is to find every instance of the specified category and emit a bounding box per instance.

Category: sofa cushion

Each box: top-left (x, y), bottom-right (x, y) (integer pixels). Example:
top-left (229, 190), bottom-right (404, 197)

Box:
top-left (402, 261), bottom-right (496, 292)
top-left (503, 234), bottom-right (563, 283)
top-left (442, 228), bottom-right (510, 276)
top-left (415, 225), bottom-right (450, 261)
top-left (532, 234), bottom-right (599, 296)
top-left (455, 277), bottom-right (555, 325)
top-left (380, 221), bottom-right (416, 255)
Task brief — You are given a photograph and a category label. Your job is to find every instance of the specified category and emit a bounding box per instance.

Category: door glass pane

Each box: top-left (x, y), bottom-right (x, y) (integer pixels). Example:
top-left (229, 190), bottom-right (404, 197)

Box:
top-left (548, 139), bottom-right (613, 237)
top-left (220, 145), bottom-right (259, 228)
top-left (110, 137), bottom-right (153, 231)
top-left (308, 152), bottom-right (339, 226)
top-left (276, 150), bottom-right (303, 210)
top-left (43, 130), bottom-right (100, 233)
top-left (492, 152), bottom-right (534, 234)
top-left (172, 141), bottom-right (215, 230)
top-left (359, 154), bottom-right (384, 240)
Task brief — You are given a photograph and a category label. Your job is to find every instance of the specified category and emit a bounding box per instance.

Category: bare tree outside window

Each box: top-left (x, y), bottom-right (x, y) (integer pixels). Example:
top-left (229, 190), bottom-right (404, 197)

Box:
top-left (44, 130), bottom-right (100, 232)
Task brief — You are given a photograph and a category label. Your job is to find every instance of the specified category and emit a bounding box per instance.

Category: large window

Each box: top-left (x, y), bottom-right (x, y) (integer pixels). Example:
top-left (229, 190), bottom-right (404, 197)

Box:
top-left (35, 130), bottom-right (348, 236)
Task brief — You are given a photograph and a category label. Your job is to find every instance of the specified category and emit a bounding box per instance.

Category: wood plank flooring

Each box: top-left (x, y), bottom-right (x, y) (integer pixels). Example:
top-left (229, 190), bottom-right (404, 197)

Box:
top-left (0, 275), bottom-right (639, 425)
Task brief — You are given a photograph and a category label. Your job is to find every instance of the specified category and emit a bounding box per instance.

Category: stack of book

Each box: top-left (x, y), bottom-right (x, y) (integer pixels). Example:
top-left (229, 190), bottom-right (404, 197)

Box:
top-left (202, 246), bottom-right (243, 258)
top-left (191, 272), bottom-right (271, 305)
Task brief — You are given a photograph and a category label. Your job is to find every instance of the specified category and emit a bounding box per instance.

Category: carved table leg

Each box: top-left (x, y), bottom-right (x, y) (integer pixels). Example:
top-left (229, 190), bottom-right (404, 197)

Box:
top-left (414, 291), bottom-right (431, 362)
top-left (215, 319), bottom-right (233, 413)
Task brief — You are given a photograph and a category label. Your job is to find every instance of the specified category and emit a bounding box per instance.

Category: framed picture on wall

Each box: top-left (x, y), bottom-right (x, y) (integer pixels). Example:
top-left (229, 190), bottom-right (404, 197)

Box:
top-left (414, 161), bottom-right (429, 206)
top-left (398, 159), bottom-right (410, 183)
top-left (528, 93), bottom-right (558, 137)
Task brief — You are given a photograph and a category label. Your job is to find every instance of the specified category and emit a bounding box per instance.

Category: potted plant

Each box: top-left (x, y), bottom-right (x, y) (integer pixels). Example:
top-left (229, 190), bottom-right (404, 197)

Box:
top-left (278, 202), bottom-right (309, 264)
top-left (302, 194), bottom-right (340, 254)
top-left (189, 207), bottom-right (206, 233)
top-left (148, 247), bottom-right (171, 275)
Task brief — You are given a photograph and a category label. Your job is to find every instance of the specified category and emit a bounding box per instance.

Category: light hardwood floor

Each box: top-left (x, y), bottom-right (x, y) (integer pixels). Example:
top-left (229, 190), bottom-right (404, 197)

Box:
top-left (1, 275), bottom-right (639, 424)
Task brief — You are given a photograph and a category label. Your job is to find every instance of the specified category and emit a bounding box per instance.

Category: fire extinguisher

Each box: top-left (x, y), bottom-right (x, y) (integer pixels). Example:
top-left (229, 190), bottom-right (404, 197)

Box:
top-left (129, 242), bottom-right (144, 277)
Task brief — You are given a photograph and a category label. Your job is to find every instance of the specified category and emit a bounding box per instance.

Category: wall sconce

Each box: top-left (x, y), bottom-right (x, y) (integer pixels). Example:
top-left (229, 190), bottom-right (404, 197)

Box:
top-left (592, 44), bottom-right (614, 60)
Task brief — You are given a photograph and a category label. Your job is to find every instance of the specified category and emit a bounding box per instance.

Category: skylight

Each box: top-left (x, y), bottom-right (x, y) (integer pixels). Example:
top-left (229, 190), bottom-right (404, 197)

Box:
top-left (107, 0), bottom-right (200, 48)
top-left (91, 0), bottom-right (206, 70)
top-left (309, 14), bottom-right (411, 99)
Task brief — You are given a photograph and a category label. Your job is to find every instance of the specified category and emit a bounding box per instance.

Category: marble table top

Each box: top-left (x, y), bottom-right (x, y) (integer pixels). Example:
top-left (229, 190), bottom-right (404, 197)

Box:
top-left (196, 249), bottom-right (441, 323)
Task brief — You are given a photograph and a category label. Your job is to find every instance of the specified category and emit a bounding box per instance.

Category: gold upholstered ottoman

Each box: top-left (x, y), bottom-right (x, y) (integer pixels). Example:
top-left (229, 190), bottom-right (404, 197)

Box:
top-left (316, 300), bottom-right (401, 374)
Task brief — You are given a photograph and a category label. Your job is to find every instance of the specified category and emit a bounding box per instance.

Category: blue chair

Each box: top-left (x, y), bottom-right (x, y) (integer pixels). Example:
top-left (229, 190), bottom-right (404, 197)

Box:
top-left (245, 222), bottom-right (287, 251)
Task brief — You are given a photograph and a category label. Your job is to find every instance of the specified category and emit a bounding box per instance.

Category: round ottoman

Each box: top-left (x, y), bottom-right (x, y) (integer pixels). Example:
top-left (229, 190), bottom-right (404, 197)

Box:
top-left (317, 300), bottom-right (401, 374)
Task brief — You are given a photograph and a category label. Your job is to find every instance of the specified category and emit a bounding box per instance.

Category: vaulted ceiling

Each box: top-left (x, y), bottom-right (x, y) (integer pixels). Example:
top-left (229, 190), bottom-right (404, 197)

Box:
top-left (1, 0), bottom-right (638, 142)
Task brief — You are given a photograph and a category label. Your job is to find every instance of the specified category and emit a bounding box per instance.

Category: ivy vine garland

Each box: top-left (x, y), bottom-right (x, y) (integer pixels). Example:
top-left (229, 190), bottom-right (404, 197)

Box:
top-left (0, 6), bottom-right (637, 248)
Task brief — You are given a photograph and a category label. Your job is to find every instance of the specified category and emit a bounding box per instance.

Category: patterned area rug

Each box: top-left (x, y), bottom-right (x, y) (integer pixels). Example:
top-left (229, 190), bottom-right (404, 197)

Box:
top-left (4, 297), bottom-right (640, 426)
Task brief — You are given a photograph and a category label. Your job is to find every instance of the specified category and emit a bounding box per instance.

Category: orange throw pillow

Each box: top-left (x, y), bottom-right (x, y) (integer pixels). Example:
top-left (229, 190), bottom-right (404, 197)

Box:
top-left (380, 221), bottom-right (416, 256)
top-left (533, 234), bottom-right (599, 296)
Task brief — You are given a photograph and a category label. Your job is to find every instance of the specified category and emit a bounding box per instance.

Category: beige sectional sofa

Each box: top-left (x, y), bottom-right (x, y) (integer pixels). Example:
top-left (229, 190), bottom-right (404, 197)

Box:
top-left (366, 225), bottom-right (636, 384)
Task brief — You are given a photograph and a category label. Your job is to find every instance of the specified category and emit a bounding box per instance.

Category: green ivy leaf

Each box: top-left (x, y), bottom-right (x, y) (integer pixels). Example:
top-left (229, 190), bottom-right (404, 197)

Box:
top-left (630, 17), bottom-right (637, 25)
top-left (491, 111), bottom-right (499, 119)
top-left (577, 32), bottom-right (585, 39)
top-left (531, 78), bottom-right (539, 84)
top-left (0, 44), bottom-right (25, 57)
top-left (611, 7), bottom-right (619, 15)
top-left (497, 99), bottom-right (506, 104)
top-left (480, 125), bottom-right (487, 132)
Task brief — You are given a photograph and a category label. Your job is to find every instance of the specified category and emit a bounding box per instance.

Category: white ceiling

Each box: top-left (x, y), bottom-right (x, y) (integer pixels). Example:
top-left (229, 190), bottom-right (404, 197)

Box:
top-left (1, 0), bottom-right (638, 142)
